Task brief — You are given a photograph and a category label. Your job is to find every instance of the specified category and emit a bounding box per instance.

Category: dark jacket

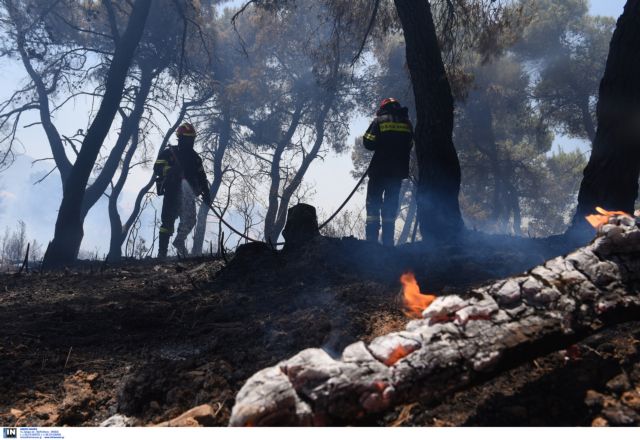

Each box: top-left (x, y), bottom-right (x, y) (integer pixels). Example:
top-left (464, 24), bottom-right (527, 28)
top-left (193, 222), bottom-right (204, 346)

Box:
top-left (363, 106), bottom-right (413, 179)
top-left (153, 144), bottom-right (209, 197)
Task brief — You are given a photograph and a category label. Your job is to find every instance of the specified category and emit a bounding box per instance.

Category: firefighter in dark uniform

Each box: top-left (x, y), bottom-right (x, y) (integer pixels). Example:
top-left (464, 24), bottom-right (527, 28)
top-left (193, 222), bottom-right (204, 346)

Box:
top-left (362, 98), bottom-right (414, 246)
top-left (153, 122), bottom-right (211, 258)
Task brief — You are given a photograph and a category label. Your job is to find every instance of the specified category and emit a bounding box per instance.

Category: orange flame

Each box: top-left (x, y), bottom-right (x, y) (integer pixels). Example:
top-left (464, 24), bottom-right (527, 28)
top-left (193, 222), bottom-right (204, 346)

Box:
top-left (400, 272), bottom-right (436, 319)
top-left (385, 346), bottom-right (412, 366)
top-left (585, 206), bottom-right (631, 229)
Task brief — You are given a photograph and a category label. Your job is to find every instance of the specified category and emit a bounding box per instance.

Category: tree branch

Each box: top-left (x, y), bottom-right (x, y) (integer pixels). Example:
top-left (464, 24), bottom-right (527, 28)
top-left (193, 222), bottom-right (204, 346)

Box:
top-left (351, 0), bottom-right (379, 65)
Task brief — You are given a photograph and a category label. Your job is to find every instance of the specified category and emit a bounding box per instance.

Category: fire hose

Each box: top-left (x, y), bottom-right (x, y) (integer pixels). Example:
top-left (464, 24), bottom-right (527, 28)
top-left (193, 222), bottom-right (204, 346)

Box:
top-left (318, 166), bottom-right (369, 230)
top-left (201, 165), bottom-right (370, 247)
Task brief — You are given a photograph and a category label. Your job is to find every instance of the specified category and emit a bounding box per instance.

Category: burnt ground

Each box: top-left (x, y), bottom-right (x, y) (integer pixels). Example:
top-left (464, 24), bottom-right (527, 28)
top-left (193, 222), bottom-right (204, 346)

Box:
top-left (0, 232), bottom-right (639, 427)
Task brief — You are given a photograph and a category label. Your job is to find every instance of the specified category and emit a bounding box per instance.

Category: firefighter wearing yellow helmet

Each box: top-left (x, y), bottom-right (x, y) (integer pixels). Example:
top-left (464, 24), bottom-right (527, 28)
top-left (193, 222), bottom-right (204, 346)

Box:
top-left (362, 98), bottom-right (414, 246)
top-left (153, 122), bottom-right (211, 258)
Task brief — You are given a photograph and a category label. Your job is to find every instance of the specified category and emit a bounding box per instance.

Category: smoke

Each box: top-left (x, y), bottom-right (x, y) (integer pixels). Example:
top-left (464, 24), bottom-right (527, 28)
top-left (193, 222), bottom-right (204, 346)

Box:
top-left (0, 155), bottom-right (158, 258)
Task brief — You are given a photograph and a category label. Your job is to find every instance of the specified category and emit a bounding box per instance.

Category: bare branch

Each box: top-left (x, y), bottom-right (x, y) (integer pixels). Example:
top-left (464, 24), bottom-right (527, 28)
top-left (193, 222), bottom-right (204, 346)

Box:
top-left (62, 134), bottom-right (81, 157)
top-left (231, 0), bottom-right (259, 57)
top-left (31, 157), bottom-right (55, 165)
top-left (33, 166), bottom-right (57, 185)
top-left (351, 0), bottom-right (379, 65)
top-left (52, 10), bottom-right (115, 41)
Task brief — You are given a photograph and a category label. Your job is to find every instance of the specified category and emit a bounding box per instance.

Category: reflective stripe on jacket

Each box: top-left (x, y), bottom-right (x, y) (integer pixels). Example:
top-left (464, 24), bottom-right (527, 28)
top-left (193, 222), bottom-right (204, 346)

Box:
top-left (363, 107), bottom-right (414, 179)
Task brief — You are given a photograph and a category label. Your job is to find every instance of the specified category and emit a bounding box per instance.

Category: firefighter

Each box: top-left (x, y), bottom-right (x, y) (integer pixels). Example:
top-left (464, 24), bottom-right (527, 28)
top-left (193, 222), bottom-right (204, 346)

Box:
top-left (362, 98), bottom-right (414, 246)
top-left (153, 122), bottom-right (211, 258)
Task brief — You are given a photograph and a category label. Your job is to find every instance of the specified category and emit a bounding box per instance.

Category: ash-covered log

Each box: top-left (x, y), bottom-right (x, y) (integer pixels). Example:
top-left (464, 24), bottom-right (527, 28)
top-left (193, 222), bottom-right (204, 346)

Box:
top-left (229, 214), bottom-right (640, 426)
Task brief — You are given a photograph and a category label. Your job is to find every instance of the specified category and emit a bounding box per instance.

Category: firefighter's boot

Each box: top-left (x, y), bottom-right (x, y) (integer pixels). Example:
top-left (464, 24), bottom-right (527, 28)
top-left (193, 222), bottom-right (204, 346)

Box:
top-left (173, 237), bottom-right (188, 258)
top-left (366, 220), bottom-right (380, 243)
top-left (158, 232), bottom-right (170, 259)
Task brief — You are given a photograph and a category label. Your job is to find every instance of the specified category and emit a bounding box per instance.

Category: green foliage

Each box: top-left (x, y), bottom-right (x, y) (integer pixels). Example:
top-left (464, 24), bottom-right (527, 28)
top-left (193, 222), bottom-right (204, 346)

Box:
top-left (455, 55), bottom-right (552, 235)
top-left (456, 0), bottom-right (613, 236)
top-left (514, 0), bottom-right (590, 59)
top-left (531, 15), bottom-right (614, 141)
top-left (512, 0), bottom-right (614, 142)
top-left (523, 147), bottom-right (587, 236)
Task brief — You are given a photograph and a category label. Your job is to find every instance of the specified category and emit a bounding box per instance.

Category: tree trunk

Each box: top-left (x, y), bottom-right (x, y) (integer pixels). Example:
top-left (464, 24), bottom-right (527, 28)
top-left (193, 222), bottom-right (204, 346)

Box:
top-left (579, 96), bottom-right (596, 143)
top-left (394, 0), bottom-right (464, 242)
top-left (81, 66), bottom-right (155, 219)
top-left (191, 107), bottom-right (232, 255)
top-left (271, 100), bottom-right (332, 241)
top-left (107, 195), bottom-right (124, 262)
top-left (106, 129), bottom-right (140, 262)
top-left (469, 93), bottom-right (508, 230)
top-left (397, 186), bottom-right (417, 245)
top-left (508, 183), bottom-right (522, 236)
top-left (42, 0), bottom-right (152, 268)
top-left (12, 11), bottom-right (72, 182)
top-left (502, 160), bottom-right (522, 236)
top-left (263, 104), bottom-right (304, 243)
top-left (570, 0), bottom-right (640, 237)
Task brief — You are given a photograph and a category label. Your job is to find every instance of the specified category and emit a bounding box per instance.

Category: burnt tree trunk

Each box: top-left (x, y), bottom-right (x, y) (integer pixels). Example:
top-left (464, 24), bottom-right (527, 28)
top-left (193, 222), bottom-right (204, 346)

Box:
top-left (10, 2), bottom-right (157, 225)
top-left (81, 65), bottom-right (155, 219)
top-left (42, 0), bottom-right (152, 268)
top-left (579, 95), bottom-right (596, 143)
top-left (570, 0), bottom-right (640, 237)
top-left (106, 130), bottom-right (140, 261)
top-left (394, 0), bottom-right (464, 241)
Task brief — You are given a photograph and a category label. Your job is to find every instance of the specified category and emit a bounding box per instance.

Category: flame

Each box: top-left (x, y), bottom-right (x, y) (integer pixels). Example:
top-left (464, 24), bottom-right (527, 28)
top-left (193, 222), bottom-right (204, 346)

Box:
top-left (385, 346), bottom-right (413, 366)
top-left (585, 206), bottom-right (631, 229)
top-left (400, 272), bottom-right (436, 319)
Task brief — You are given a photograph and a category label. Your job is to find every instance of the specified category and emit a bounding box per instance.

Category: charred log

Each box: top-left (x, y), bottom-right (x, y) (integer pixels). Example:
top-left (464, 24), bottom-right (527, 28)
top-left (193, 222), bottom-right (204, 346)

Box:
top-left (230, 214), bottom-right (640, 426)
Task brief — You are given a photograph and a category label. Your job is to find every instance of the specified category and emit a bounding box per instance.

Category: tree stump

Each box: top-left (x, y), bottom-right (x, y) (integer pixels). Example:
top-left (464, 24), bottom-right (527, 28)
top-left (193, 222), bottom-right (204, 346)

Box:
top-left (282, 204), bottom-right (320, 249)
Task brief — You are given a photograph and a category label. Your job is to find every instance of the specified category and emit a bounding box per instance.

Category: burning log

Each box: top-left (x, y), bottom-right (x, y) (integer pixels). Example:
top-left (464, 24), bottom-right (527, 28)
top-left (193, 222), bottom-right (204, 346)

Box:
top-left (229, 212), bottom-right (640, 426)
top-left (400, 273), bottom-right (436, 319)
top-left (585, 207), bottom-right (633, 229)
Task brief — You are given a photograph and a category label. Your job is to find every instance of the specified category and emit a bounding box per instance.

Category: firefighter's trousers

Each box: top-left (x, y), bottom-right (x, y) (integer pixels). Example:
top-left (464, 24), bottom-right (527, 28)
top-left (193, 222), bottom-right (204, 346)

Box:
top-left (159, 179), bottom-right (196, 257)
top-left (365, 176), bottom-right (401, 246)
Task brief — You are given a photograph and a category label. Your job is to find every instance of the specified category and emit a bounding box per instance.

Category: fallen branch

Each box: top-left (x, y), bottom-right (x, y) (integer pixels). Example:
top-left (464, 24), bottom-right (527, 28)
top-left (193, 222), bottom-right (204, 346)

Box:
top-left (230, 214), bottom-right (640, 426)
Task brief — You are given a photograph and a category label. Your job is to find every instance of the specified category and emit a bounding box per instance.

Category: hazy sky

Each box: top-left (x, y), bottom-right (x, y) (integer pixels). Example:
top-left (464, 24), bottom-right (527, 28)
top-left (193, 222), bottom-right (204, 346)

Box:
top-left (590, 0), bottom-right (626, 16)
top-left (0, 0), bottom-right (629, 255)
